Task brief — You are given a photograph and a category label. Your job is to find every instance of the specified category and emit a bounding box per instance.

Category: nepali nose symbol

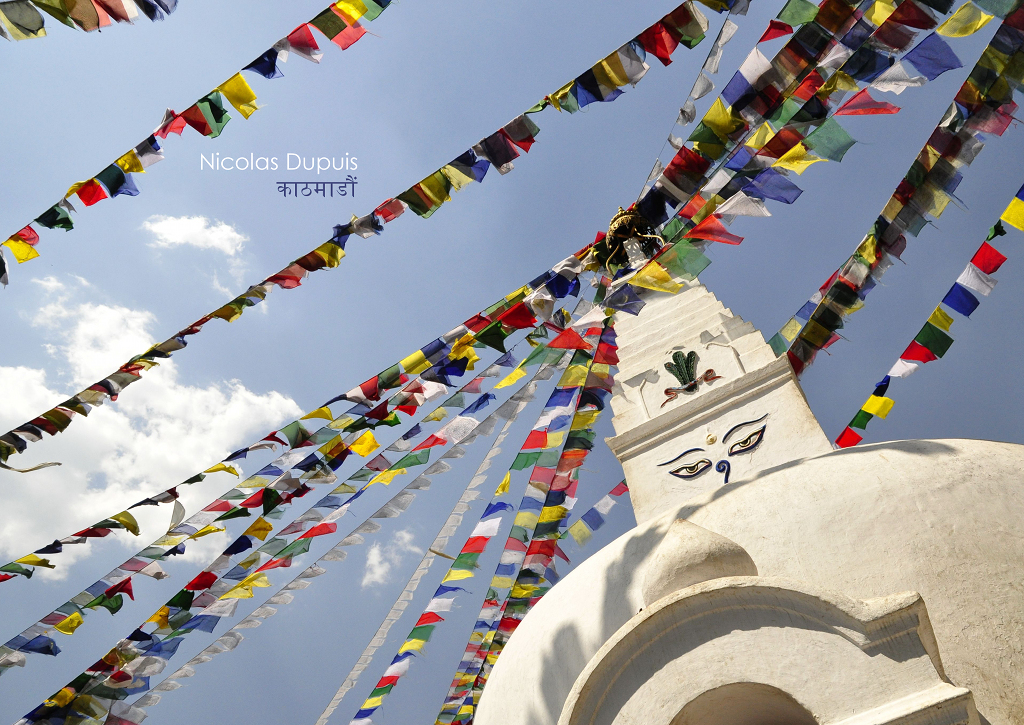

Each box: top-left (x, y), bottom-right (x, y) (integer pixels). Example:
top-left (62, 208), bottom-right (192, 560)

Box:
top-left (715, 459), bottom-right (731, 484)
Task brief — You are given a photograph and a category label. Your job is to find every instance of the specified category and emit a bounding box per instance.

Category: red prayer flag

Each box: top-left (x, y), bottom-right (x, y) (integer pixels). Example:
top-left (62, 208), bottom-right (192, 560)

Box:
top-left (365, 401), bottom-right (391, 421)
top-left (256, 557), bottom-right (293, 572)
top-left (834, 427), bottom-right (863, 448)
top-left (154, 111), bottom-right (187, 139)
top-left (76, 179), bottom-right (109, 207)
top-left (12, 225), bottom-right (39, 245)
top-left (240, 490), bottom-right (265, 509)
top-left (594, 342), bottom-right (619, 365)
top-left (610, 481), bottom-right (629, 496)
top-left (460, 536), bottom-right (490, 554)
top-left (678, 193), bottom-right (708, 221)
top-left (298, 522), bottom-right (338, 539)
top-left (901, 340), bottom-right (938, 363)
top-left (793, 70), bottom-right (824, 100)
top-left (104, 577), bottom-right (134, 601)
top-left (971, 242), bottom-right (1007, 274)
top-left (885, 0), bottom-right (938, 29)
top-left (504, 538), bottom-right (528, 552)
top-left (287, 23), bottom-right (321, 53)
top-left (548, 328), bottom-right (593, 350)
top-left (497, 302), bottom-right (537, 329)
top-left (637, 22), bottom-right (678, 66)
top-left (331, 20), bottom-right (366, 49)
top-left (0, 574), bottom-right (16, 583)
top-left (374, 198), bottom-right (405, 222)
top-left (73, 527), bottom-right (112, 538)
top-left (521, 430), bottom-right (548, 450)
top-left (412, 434), bottom-right (446, 451)
top-left (463, 314), bottom-right (492, 333)
top-left (185, 571), bottom-right (218, 591)
top-left (835, 89), bottom-right (900, 116)
top-left (683, 215), bottom-right (743, 245)
top-left (759, 19), bottom-right (793, 43)
top-left (554, 542), bottom-right (571, 563)
top-left (415, 612), bottom-right (444, 627)
top-left (180, 104), bottom-right (214, 136)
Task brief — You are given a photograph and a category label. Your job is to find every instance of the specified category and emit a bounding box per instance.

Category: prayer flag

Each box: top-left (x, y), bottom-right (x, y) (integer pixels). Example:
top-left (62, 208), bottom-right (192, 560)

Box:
top-left (904, 33), bottom-right (962, 80)
top-left (759, 19), bottom-right (793, 42)
top-left (937, 2), bottom-right (993, 35)
top-left (970, 242), bottom-right (1007, 274)
top-left (942, 283), bottom-right (980, 316)
top-left (914, 322), bottom-right (954, 358)
top-left (956, 264), bottom-right (997, 296)
top-left (861, 395), bottom-right (894, 418)
top-left (217, 73), bottom-right (259, 118)
top-left (835, 427), bottom-right (863, 448)
top-left (835, 89), bottom-right (901, 115)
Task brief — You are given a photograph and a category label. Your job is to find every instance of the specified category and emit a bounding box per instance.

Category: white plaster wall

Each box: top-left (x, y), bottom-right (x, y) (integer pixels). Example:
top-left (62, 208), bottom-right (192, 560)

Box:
top-left (474, 439), bottom-right (1024, 725)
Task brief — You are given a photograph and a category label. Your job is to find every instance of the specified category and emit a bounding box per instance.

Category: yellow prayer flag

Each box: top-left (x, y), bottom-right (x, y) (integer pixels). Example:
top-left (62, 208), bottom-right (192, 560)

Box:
top-left (0, 11), bottom-right (45, 39)
top-left (701, 98), bottom-right (744, 141)
top-left (398, 639), bottom-right (427, 654)
top-left (881, 196), bottom-right (904, 222)
top-left (399, 350), bottom-right (431, 375)
top-left (458, 705), bottom-right (475, 717)
top-left (115, 150), bottom-right (145, 174)
top-left (333, 0), bottom-right (367, 23)
top-left (506, 284), bottom-right (532, 304)
top-left (54, 612), bottom-right (84, 635)
top-left (442, 165), bottom-right (476, 191)
top-left (862, 395), bottom-right (895, 419)
top-left (15, 554), bottom-right (54, 569)
top-left (494, 366), bottom-right (527, 389)
top-left (817, 70), bottom-right (858, 99)
top-left (370, 468), bottom-right (407, 485)
top-left (44, 689), bottom-right (76, 710)
top-left (937, 2), bottom-right (993, 36)
top-left (928, 306), bottom-right (955, 332)
top-left (511, 583), bottom-right (539, 598)
top-left (856, 235), bottom-right (880, 265)
top-left (1000, 197), bottom-right (1024, 231)
top-left (773, 143), bottom-right (826, 175)
top-left (548, 80), bottom-right (575, 112)
top-left (217, 73), bottom-right (259, 119)
top-left (630, 261), bottom-right (683, 294)
top-left (567, 520), bottom-right (593, 546)
top-left (542, 432), bottom-right (566, 449)
top-left (746, 122), bottom-right (775, 150)
top-left (514, 511), bottom-right (539, 528)
top-left (146, 606), bottom-right (170, 628)
top-left (108, 511), bottom-right (141, 536)
top-left (442, 569), bottom-right (475, 583)
top-left (424, 408), bottom-right (448, 422)
top-left (539, 506), bottom-right (568, 524)
top-left (301, 406), bottom-right (334, 422)
top-left (865, 0), bottom-right (896, 25)
top-left (490, 576), bottom-right (514, 589)
top-left (190, 525), bottom-right (225, 539)
top-left (332, 482), bottom-right (358, 494)
top-left (242, 517), bottom-right (273, 541)
top-left (2, 238), bottom-right (39, 263)
top-left (204, 462), bottom-right (240, 477)
top-left (329, 415), bottom-right (356, 431)
top-left (560, 365), bottom-right (590, 387)
top-left (495, 472), bottom-right (510, 495)
top-left (349, 431), bottom-right (379, 457)
top-left (780, 318), bottom-right (804, 342)
top-left (571, 410), bottom-right (600, 431)
top-left (220, 572), bottom-right (270, 599)
top-left (312, 241), bottom-right (346, 268)
top-left (592, 52), bottom-right (630, 88)
top-left (361, 695), bottom-right (385, 709)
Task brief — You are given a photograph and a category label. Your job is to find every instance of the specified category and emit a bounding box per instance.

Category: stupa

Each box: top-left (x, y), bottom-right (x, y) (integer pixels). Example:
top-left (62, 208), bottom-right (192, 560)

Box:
top-left (473, 264), bottom-right (1024, 725)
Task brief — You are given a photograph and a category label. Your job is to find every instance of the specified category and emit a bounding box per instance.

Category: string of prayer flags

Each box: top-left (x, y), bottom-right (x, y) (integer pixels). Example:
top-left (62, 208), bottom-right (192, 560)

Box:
top-left (835, 227), bottom-right (1009, 448)
top-left (115, 330), bottom-right (568, 725)
top-left (773, 6), bottom-right (1024, 372)
top-left (435, 328), bottom-right (617, 723)
top-left (0, 0), bottom-right (175, 41)
top-left (563, 481), bottom-right (629, 547)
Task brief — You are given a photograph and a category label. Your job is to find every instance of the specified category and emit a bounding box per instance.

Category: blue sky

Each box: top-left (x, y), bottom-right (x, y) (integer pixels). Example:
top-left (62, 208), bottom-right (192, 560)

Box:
top-left (1, 0), bottom-right (1023, 723)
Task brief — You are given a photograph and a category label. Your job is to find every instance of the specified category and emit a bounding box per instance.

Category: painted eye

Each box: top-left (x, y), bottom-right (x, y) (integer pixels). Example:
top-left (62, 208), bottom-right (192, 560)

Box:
top-left (669, 458), bottom-right (712, 479)
top-left (728, 426), bottom-right (765, 456)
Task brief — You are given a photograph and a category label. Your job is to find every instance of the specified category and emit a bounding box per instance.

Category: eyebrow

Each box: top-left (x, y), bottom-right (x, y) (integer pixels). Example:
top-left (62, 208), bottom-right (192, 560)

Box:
top-left (657, 447), bottom-right (706, 467)
top-left (723, 414), bottom-right (769, 443)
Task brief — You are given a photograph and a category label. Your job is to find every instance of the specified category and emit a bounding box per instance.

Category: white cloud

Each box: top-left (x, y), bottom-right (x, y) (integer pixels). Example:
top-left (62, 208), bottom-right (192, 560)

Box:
top-left (361, 529), bottom-right (422, 588)
top-left (0, 295), bottom-right (302, 580)
top-left (142, 215), bottom-right (248, 256)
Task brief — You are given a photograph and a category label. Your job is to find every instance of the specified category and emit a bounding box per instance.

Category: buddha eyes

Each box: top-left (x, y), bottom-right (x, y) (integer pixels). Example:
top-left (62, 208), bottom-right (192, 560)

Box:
top-left (728, 425), bottom-right (765, 456)
top-left (669, 458), bottom-right (712, 479)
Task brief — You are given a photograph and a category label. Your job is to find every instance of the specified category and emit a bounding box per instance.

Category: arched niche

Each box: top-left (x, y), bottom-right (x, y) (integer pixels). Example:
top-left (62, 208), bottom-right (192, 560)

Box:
top-left (671, 683), bottom-right (818, 725)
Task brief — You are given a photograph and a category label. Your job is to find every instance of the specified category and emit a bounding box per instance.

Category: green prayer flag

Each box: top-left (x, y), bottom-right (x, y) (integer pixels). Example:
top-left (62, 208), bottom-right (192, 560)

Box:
top-left (408, 624), bottom-right (436, 641)
top-left (397, 187), bottom-right (432, 217)
top-left (987, 221), bottom-right (1007, 241)
top-left (768, 97), bottom-right (804, 128)
top-left (362, 0), bottom-right (386, 19)
top-left (257, 537), bottom-right (289, 556)
top-left (443, 393), bottom-right (467, 409)
top-left (777, 0), bottom-right (819, 25)
top-left (84, 593), bottom-right (124, 614)
top-left (687, 122), bottom-right (727, 159)
top-left (475, 321), bottom-right (510, 353)
top-left (508, 525), bottom-right (530, 544)
top-left (310, 8), bottom-right (346, 38)
top-left (849, 410), bottom-right (873, 430)
top-left (214, 507), bottom-right (251, 522)
top-left (452, 552), bottom-right (481, 570)
top-left (349, 468), bottom-right (375, 481)
top-left (915, 322), bottom-right (954, 358)
top-left (768, 333), bottom-right (789, 357)
top-left (32, 0), bottom-right (76, 27)
top-left (276, 537), bottom-right (313, 560)
top-left (804, 119), bottom-right (856, 162)
top-left (262, 489), bottom-right (283, 515)
top-left (394, 450), bottom-right (430, 468)
top-left (166, 590), bottom-right (194, 610)
top-left (35, 204), bottom-right (74, 231)
top-left (536, 448), bottom-right (561, 467)
top-left (0, 563), bottom-right (32, 578)
top-left (533, 521), bottom-right (561, 538)
top-left (369, 684), bottom-right (394, 698)
top-left (512, 451), bottom-right (541, 470)
top-left (182, 473), bottom-right (206, 485)
top-left (278, 421), bottom-right (312, 448)
top-left (196, 92), bottom-right (230, 139)
top-left (658, 241), bottom-right (711, 281)
top-left (378, 364), bottom-right (402, 390)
